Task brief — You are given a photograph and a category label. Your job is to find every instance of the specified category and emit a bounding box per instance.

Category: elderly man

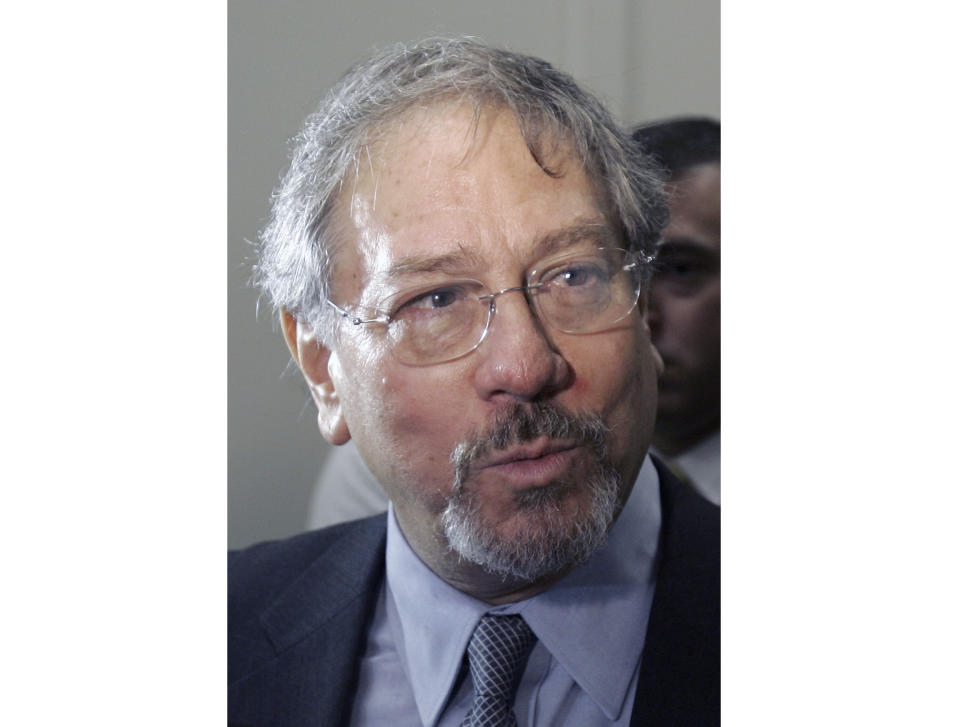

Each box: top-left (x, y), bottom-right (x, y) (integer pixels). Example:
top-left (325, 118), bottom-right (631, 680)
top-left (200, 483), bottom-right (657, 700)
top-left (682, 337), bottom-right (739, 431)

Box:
top-left (230, 38), bottom-right (718, 727)
top-left (308, 119), bottom-right (722, 525)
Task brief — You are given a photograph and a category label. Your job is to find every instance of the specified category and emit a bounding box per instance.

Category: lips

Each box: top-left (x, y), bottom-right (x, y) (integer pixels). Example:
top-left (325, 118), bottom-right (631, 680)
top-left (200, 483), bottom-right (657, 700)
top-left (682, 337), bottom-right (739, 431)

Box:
top-left (478, 437), bottom-right (581, 469)
top-left (471, 437), bottom-right (584, 486)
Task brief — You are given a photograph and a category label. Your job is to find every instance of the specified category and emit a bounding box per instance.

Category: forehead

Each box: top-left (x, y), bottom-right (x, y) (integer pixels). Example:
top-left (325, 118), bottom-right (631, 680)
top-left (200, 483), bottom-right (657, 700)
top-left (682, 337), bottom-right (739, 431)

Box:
top-left (665, 162), bottom-right (720, 249)
top-left (332, 102), bottom-right (613, 297)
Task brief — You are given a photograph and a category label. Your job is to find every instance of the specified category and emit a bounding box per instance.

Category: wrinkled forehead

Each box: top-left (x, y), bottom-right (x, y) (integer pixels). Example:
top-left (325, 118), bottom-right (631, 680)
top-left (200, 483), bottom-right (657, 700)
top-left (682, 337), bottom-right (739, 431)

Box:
top-left (362, 97), bottom-right (583, 172)
top-left (350, 100), bottom-right (594, 207)
top-left (327, 101), bottom-right (615, 298)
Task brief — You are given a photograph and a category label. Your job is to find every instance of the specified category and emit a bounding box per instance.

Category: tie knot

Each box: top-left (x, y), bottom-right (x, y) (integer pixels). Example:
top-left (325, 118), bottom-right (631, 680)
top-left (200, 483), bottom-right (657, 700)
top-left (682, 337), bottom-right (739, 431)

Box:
top-left (466, 614), bottom-right (537, 702)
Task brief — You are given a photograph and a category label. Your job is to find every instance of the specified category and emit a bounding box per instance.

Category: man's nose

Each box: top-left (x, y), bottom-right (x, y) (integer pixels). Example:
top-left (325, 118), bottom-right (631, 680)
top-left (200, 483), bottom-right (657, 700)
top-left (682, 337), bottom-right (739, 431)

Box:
top-left (472, 290), bottom-right (571, 403)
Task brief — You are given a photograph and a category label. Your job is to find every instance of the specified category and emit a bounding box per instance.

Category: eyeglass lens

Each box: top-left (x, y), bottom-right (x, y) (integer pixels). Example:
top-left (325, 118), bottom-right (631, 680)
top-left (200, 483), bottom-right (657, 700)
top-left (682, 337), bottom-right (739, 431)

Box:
top-left (376, 248), bottom-right (640, 365)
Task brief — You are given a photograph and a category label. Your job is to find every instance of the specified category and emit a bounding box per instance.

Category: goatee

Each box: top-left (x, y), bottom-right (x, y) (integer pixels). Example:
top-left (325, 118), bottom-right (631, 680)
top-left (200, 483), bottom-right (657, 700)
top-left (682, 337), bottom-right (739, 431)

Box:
top-left (440, 402), bottom-right (622, 582)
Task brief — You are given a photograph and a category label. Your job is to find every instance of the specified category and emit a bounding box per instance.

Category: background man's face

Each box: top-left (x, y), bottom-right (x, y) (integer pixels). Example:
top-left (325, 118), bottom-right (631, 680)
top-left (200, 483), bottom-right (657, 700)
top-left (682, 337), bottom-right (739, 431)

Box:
top-left (648, 162), bottom-right (721, 451)
top-left (323, 103), bottom-right (660, 574)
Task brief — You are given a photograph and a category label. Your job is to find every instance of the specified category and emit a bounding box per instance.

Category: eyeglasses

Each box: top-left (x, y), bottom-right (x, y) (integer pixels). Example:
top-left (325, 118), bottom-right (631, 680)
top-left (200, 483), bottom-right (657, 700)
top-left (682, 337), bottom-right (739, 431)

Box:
top-left (326, 247), bottom-right (649, 366)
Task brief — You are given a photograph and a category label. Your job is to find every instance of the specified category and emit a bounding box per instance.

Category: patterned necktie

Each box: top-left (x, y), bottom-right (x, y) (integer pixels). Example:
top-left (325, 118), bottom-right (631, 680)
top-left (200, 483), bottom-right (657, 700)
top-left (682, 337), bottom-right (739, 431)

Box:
top-left (461, 614), bottom-right (537, 727)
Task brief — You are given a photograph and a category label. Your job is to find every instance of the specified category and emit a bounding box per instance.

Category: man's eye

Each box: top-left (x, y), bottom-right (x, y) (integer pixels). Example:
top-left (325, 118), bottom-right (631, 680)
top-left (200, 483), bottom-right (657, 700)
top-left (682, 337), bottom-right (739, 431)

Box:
top-left (421, 289), bottom-right (458, 308)
top-left (661, 260), bottom-right (698, 276)
top-left (656, 258), bottom-right (706, 280)
top-left (548, 262), bottom-right (607, 288)
top-left (395, 286), bottom-right (466, 315)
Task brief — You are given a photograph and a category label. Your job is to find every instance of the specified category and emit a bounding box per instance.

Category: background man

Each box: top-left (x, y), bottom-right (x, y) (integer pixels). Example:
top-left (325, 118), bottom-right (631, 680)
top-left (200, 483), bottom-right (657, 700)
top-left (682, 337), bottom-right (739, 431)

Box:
top-left (635, 117), bottom-right (721, 505)
top-left (230, 37), bottom-right (718, 726)
top-left (308, 117), bottom-right (722, 525)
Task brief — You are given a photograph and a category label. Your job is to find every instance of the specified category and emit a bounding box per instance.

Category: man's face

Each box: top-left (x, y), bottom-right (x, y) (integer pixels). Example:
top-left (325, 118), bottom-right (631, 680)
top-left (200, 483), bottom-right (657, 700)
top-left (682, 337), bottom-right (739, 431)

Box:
top-left (319, 104), bottom-right (660, 587)
top-left (648, 162), bottom-right (721, 452)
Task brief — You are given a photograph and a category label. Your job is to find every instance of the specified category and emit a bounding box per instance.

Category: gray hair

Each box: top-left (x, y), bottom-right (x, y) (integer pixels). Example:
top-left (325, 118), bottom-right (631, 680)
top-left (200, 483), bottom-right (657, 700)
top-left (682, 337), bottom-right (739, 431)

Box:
top-left (256, 36), bottom-right (668, 346)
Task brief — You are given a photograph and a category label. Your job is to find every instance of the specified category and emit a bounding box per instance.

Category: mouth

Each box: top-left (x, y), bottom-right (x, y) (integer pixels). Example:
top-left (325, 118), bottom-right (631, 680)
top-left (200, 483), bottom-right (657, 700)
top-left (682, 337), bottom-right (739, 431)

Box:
top-left (474, 437), bottom-right (583, 485)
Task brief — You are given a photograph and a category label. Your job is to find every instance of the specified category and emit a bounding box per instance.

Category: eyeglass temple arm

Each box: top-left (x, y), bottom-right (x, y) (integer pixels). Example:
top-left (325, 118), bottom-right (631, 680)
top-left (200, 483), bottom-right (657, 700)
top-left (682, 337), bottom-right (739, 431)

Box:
top-left (325, 299), bottom-right (385, 326)
top-left (629, 251), bottom-right (657, 268)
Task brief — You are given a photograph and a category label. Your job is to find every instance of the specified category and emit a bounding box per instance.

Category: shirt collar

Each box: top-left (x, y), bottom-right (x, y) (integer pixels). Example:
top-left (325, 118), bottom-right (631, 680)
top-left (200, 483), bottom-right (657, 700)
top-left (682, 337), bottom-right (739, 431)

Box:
top-left (385, 454), bottom-right (661, 725)
top-left (385, 508), bottom-right (489, 726)
top-left (660, 429), bottom-right (721, 505)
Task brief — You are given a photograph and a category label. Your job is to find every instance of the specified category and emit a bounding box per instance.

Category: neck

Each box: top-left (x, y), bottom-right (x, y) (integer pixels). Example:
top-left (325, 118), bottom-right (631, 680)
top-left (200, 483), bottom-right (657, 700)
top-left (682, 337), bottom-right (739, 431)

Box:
top-left (434, 557), bottom-right (572, 605)
top-left (392, 504), bottom-right (578, 605)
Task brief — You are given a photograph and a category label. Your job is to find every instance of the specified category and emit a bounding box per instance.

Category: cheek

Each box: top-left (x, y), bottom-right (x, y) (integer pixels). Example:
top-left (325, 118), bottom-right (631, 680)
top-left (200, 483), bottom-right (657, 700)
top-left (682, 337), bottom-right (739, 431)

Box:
top-left (564, 326), bottom-right (656, 433)
top-left (655, 290), bottom-right (692, 329)
top-left (362, 366), bottom-right (472, 500)
top-left (679, 289), bottom-right (721, 349)
top-left (378, 369), bottom-right (454, 431)
top-left (570, 376), bottom-right (590, 395)
top-left (656, 291), bottom-right (711, 345)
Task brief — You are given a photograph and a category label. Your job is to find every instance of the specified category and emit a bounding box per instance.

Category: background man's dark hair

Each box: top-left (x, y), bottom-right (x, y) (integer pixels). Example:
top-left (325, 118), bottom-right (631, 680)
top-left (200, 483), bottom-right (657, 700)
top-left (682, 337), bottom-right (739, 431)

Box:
top-left (632, 117), bottom-right (720, 177)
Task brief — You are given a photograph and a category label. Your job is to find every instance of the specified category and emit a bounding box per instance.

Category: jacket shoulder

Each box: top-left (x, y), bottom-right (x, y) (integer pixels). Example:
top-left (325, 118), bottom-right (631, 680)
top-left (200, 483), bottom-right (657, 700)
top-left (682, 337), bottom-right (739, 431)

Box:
top-left (229, 516), bottom-right (381, 612)
top-left (229, 514), bottom-right (387, 626)
top-left (229, 515), bottom-right (388, 725)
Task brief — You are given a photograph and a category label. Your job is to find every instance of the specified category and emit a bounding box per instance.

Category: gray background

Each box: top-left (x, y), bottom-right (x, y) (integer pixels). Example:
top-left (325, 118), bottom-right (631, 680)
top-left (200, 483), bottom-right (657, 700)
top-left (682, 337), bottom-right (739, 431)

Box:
top-left (229, 0), bottom-right (719, 549)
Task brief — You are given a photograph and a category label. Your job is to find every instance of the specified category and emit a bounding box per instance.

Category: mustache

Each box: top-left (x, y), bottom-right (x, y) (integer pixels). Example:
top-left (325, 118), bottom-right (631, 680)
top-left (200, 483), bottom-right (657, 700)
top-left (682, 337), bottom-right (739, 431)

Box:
top-left (450, 402), bottom-right (610, 481)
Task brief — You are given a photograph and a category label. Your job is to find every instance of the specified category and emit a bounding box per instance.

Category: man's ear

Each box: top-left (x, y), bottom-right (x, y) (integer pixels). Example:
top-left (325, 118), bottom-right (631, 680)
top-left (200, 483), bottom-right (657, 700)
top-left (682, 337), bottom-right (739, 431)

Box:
top-left (638, 290), bottom-right (664, 378)
top-left (280, 310), bottom-right (351, 445)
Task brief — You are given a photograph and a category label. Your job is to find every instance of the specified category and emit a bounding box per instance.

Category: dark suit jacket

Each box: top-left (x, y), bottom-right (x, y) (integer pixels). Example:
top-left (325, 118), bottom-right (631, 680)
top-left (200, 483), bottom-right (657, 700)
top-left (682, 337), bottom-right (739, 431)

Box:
top-left (229, 458), bottom-right (719, 726)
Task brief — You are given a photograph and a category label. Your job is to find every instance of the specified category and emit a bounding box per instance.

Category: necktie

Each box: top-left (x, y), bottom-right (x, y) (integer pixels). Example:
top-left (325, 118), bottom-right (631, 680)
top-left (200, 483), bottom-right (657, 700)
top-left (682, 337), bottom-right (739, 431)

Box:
top-left (461, 614), bottom-right (537, 727)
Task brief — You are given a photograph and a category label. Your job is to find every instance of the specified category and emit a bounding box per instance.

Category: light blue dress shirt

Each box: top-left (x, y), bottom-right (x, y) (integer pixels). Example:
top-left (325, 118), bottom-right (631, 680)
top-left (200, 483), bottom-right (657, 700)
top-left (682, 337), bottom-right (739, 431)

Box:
top-left (350, 455), bottom-right (662, 726)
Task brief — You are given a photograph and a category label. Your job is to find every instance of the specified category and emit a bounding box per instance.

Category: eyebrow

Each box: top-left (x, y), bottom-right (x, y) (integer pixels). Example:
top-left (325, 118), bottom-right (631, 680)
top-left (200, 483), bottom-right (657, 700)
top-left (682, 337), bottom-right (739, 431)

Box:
top-left (387, 243), bottom-right (486, 278)
top-left (530, 218), bottom-right (618, 259)
top-left (386, 217), bottom-right (617, 279)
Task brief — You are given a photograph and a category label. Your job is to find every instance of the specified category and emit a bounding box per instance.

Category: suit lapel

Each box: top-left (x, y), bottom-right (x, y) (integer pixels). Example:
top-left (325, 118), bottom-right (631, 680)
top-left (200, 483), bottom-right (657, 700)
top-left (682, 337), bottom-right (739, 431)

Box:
top-left (231, 465), bottom-right (718, 726)
top-left (230, 517), bottom-right (387, 727)
top-left (631, 459), bottom-right (720, 726)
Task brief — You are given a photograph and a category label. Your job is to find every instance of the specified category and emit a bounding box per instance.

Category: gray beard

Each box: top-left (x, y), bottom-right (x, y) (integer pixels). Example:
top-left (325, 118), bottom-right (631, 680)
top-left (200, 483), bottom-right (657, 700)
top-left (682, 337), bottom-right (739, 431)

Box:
top-left (439, 402), bottom-right (622, 582)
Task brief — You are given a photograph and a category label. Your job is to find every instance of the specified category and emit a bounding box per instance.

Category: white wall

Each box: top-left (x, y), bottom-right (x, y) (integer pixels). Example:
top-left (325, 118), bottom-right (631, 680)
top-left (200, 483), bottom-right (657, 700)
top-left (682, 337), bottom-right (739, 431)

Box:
top-left (228, 0), bottom-right (719, 548)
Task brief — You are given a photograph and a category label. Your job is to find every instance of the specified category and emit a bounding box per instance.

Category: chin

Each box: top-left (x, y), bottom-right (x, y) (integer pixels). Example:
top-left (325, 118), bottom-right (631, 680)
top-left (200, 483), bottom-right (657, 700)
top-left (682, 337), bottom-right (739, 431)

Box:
top-left (440, 465), bottom-right (621, 582)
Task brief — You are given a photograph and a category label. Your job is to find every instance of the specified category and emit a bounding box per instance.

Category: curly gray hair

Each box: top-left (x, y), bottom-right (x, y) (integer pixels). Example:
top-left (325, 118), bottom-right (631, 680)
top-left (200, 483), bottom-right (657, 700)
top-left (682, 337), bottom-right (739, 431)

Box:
top-left (256, 36), bottom-right (668, 346)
